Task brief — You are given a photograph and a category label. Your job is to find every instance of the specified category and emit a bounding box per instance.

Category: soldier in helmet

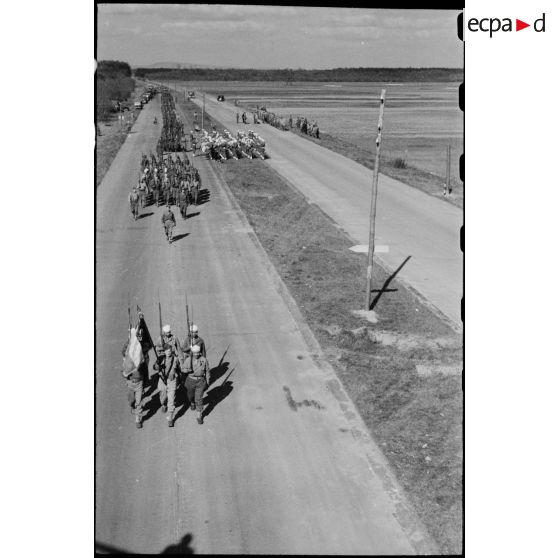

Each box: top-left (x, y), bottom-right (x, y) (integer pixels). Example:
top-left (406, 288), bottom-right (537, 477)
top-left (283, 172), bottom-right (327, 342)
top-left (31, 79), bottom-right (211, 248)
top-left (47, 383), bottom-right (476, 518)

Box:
top-left (161, 204), bottom-right (176, 243)
top-left (129, 187), bottom-right (140, 220)
top-left (156, 324), bottom-right (181, 358)
top-left (183, 324), bottom-right (206, 358)
top-left (183, 345), bottom-right (210, 424)
top-left (153, 344), bottom-right (180, 427)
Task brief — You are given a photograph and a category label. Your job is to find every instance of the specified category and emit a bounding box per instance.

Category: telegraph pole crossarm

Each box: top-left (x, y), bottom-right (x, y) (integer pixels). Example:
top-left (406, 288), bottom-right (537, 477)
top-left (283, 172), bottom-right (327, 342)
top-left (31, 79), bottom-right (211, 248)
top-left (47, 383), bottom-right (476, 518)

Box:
top-left (365, 89), bottom-right (386, 310)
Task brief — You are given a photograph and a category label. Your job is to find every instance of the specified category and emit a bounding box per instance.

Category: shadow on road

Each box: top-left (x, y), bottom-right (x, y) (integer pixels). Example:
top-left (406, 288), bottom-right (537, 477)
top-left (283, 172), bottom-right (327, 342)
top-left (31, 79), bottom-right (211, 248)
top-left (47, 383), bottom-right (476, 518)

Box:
top-left (137, 212), bottom-right (154, 220)
top-left (161, 533), bottom-right (195, 554)
top-left (171, 232), bottom-right (189, 243)
top-left (196, 189), bottom-right (210, 205)
top-left (94, 533), bottom-right (195, 554)
top-left (369, 255), bottom-right (412, 311)
top-left (203, 367), bottom-right (235, 420)
top-left (185, 211), bottom-right (200, 220)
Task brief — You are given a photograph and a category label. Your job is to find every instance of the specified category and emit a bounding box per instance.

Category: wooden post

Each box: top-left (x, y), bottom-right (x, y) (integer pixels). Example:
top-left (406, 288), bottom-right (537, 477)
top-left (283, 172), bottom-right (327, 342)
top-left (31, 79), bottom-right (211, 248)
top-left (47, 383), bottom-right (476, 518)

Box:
top-left (365, 89), bottom-right (386, 310)
top-left (446, 145), bottom-right (452, 195)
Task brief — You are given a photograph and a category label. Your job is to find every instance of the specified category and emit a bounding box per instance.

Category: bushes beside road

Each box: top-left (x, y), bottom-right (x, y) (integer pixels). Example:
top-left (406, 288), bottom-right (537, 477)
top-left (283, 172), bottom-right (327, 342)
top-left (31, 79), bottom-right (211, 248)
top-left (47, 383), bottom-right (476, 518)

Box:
top-left (96, 60), bottom-right (135, 122)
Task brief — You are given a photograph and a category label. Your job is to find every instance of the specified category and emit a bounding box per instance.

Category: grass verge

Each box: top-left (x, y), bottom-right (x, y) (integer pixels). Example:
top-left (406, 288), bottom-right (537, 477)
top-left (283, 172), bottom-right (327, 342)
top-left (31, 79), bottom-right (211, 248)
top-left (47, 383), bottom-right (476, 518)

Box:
top-left (96, 81), bottom-right (143, 188)
top-left (285, 125), bottom-right (463, 209)
top-left (178, 97), bottom-right (463, 554)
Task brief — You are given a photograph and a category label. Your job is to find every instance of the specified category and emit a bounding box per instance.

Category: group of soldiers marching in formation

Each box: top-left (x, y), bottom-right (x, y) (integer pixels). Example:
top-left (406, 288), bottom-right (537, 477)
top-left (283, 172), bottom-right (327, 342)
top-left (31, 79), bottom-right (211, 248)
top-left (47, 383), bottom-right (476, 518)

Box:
top-left (193, 128), bottom-right (268, 161)
top-left (156, 89), bottom-right (186, 154)
top-left (123, 309), bottom-right (210, 429)
top-left (128, 152), bottom-right (202, 239)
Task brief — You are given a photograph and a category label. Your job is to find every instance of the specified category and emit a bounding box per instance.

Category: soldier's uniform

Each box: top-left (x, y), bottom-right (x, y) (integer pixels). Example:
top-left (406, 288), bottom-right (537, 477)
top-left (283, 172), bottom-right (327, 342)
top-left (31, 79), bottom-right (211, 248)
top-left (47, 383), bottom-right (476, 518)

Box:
top-left (122, 342), bottom-right (148, 428)
top-left (129, 189), bottom-right (140, 219)
top-left (156, 329), bottom-right (181, 358)
top-left (183, 333), bottom-right (206, 358)
top-left (154, 349), bottom-right (181, 427)
top-left (183, 347), bottom-right (210, 424)
top-left (161, 207), bottom-right (176, 242)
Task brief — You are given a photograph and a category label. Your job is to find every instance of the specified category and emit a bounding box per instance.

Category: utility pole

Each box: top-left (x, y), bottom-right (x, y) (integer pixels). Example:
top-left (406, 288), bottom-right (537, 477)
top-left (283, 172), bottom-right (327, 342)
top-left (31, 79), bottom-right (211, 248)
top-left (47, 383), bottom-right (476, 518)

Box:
top-left (445, 145), bottom-right (452, 195)
top-left (365, 89), bottom-right (386, 310)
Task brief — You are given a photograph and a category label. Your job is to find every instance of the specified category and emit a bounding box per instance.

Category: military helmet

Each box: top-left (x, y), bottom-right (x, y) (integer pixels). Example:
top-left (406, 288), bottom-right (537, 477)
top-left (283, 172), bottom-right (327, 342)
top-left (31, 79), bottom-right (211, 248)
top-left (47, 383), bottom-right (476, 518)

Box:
top-left (190, 324), bottom-right (199, 333)
top-left (162, 324), bottom-right (171, 334)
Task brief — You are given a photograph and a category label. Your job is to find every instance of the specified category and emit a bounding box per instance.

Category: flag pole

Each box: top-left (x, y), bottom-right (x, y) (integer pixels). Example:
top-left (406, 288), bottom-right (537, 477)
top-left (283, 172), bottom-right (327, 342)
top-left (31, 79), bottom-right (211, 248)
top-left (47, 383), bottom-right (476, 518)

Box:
top-left (365, 89), bottom-right (386, 310)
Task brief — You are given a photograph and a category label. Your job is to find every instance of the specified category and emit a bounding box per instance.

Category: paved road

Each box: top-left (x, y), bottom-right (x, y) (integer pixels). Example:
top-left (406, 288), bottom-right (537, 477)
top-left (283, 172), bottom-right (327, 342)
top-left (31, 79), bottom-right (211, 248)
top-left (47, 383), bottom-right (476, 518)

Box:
top-left (96, 93), bottom-right (438, 553)
top-left (188, 92), bottom-right (462, 330)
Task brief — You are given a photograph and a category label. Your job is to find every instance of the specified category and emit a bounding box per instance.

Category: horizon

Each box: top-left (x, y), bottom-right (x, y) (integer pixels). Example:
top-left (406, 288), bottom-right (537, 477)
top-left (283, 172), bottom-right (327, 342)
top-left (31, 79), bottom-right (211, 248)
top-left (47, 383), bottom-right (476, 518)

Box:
top-left (97, 5), bottom-right (463, 69)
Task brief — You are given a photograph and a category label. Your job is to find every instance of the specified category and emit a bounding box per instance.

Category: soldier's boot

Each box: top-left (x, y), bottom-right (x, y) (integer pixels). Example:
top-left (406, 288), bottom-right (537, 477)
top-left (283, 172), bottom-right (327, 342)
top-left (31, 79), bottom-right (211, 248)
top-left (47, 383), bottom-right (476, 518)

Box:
top-left (161, 405), bottom-right (167, 414)
top-left (190, 402), bottom-right (195, 411)
top-left (197, 411), bottom-right (203, 425)
top-left (167, 413), bottom-right (175, 428)
top-left (136, 415), bottom-right (143, 429)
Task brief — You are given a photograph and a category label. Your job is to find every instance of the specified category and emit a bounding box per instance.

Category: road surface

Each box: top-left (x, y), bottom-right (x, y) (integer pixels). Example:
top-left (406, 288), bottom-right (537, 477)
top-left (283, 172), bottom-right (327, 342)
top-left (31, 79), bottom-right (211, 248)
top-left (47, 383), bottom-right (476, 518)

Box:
top-left (96, 94), bottom-right (438, 553)
top-left (188, 91), bottom-right (462, 330)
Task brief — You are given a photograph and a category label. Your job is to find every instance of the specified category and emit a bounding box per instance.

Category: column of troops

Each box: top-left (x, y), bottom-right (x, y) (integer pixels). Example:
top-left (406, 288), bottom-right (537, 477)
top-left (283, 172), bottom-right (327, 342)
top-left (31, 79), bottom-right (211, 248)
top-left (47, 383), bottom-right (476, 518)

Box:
top-left (128, 152), bottom-right (202, 220)
top-left (157, 88), bottom-right (185, 154)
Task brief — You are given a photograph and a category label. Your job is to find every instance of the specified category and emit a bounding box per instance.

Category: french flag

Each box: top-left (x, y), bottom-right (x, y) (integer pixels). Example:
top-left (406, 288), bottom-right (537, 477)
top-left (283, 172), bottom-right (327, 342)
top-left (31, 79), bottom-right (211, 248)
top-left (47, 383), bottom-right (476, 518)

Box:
top-left (122, 327), bottom-right (144, 376)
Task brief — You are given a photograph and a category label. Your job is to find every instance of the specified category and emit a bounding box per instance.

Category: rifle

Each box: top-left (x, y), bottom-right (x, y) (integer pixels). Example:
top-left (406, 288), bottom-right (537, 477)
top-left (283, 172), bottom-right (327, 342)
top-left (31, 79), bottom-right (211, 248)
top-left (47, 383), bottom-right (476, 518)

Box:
top-left (157, 296), bottom-right (166, 385)
top-left (185, 295), bottom-right (191, 350)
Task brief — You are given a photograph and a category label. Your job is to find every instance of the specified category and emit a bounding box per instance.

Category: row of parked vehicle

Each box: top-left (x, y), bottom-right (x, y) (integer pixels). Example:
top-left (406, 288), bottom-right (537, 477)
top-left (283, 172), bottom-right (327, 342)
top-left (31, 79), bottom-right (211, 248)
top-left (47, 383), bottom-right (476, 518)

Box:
top-left (134, 86), bottom-right (158, 110)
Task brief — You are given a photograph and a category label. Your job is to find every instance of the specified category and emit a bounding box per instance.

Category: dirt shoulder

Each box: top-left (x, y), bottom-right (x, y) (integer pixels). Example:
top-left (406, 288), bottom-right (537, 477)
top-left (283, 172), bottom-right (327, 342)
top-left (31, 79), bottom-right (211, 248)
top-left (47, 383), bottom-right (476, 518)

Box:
top-left (177, 97), bottom-right (463, 554)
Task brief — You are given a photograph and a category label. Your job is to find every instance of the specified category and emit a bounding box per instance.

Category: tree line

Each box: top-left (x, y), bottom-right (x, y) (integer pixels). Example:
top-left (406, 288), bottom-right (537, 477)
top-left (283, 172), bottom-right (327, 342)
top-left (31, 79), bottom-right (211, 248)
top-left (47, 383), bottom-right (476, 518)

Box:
top-left (97, 60), bottom-right (135, 121)
top-left (134, 67), bottom-right (463, 82)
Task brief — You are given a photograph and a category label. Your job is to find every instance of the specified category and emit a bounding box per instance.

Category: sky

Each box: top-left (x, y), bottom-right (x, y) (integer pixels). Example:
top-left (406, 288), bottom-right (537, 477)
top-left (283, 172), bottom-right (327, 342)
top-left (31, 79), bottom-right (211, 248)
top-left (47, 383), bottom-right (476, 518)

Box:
top-left (97, 4), bottom-right (463, 69)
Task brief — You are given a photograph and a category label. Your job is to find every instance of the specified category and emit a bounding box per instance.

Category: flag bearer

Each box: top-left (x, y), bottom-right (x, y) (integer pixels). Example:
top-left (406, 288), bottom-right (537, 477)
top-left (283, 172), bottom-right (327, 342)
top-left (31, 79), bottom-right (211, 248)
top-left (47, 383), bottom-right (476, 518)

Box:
top-left (122, 339), bottom-right (147, 429)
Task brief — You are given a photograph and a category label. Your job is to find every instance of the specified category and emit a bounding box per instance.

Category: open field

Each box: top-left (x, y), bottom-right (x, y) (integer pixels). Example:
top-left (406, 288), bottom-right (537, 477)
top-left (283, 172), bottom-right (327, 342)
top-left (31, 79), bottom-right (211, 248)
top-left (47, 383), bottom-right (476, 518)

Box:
top-left (169, 80), bottom-right (462, 203)
top-left (177, 96), bottom-right (463, 554)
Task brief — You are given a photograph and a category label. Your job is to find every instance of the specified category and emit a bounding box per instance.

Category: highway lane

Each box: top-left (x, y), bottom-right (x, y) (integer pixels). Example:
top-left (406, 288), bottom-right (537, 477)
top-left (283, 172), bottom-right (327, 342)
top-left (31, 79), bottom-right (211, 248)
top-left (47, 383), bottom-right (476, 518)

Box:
top-left (187, 91), bottom-right (462, 330)
top-left (96, 91), bottom-right (438, 554)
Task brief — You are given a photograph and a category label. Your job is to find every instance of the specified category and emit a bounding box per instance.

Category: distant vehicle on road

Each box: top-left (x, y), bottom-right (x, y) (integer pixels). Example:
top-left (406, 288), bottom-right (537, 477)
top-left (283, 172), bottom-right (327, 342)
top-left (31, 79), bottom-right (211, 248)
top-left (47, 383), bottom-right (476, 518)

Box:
top-left (187, 91), bottom-right (196, 98)
top-left (134, 101), bottom-right (143, 110)
top-left (217, 95), bottom-right (225, 102)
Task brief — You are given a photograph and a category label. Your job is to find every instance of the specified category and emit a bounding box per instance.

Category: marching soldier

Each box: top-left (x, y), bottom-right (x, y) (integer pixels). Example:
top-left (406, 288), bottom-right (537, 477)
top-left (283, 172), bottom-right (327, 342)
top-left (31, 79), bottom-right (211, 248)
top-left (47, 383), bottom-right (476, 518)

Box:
top-left (156, 324), bottom-right (181, 357)
top-left (183, 345), bottom-right (210, 424)
top-left (137, 179), bottom-right (147, 208)
top-left (121, 340), bottom-right (148, 429)
top-left (183, 324), bottom-right (206, 358)
top-left (153, 345), bottom-right (180, 427)
top-left (129, 187), bottom-right (140, 220)
top-left (161, 204), bottom-right (176, 243)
